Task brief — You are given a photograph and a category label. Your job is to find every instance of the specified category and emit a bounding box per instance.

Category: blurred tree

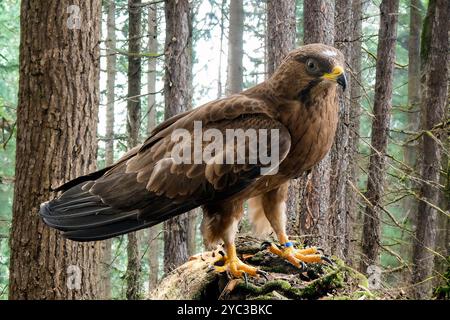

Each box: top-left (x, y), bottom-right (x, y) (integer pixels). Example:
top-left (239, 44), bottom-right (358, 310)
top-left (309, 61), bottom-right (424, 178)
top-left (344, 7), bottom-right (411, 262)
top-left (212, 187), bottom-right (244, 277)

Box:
top-left (101, 0), bottom-right (117, 300)
top-left (226, 0), bottom-right (244, 95)
top-left (266, 0), bottom-right (297, 234)
top-left (125, 0), bottom-right (142, 300)
top-left (329, 0), bottom-right (353, 262)
top-left (147, 2), bottom-right (160, 293)
top-left (347, 0), bottom-right (364, 268)
top-left (360, 0), bottom-right (400, 272)
top-left (0, 0), bottom-right (19, 298)
top-left (404, 0), bottom-right (422, 215)
top-left (163, 0), bottom-right (192, 274)
top-left (411, 0), bottom-right (449, 299)
top-left (298, 0), bottom-right (335, 251)
top-left (216, 0), bottom-right (227, 98)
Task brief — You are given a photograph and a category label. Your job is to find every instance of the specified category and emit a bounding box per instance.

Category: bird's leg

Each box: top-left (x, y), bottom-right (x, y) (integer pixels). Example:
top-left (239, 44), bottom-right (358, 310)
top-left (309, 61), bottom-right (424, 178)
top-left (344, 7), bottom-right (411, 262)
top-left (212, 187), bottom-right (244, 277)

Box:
top-left (259, 184), bottom-right (330, 268)
top-left (203, 202), bottom-right (265, 278)
top-left (263, 232), bottom-right (329, 269)
top-left (214, 242), bottom-right (260, 278)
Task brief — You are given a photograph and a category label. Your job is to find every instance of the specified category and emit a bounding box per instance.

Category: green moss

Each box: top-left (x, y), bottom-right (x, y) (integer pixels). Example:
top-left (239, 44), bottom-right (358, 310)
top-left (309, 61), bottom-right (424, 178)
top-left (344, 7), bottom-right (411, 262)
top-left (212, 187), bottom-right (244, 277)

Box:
top-left (298, 269), bottom-right (343, 299)
top-left (234, 266), bottom-right (349, 300)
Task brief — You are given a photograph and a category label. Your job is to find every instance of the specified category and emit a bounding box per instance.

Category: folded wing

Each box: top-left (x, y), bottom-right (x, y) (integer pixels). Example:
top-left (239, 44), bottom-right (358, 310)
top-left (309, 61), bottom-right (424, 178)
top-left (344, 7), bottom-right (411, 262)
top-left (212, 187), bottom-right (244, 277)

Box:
top-left (40, 96), bottom-right (291, 241)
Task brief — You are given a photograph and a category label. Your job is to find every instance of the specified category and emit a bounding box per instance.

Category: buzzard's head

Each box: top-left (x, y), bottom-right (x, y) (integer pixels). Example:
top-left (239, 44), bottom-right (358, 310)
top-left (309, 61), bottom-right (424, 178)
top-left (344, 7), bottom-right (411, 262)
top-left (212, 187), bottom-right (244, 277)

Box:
top-left (270, 44), bottom-right (347, 100)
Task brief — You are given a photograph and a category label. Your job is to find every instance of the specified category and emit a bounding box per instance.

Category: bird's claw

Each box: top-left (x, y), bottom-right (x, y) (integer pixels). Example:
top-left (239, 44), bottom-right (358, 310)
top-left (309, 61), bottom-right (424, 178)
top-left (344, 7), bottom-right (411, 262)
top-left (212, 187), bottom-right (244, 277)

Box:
top-left (260, 241), bottom-right (272, 251)
top-left (298, 261), bottom-right (307, 271)
top-left (261, 241), bottom-right (331, 270)
top-left (257, 269), bottom-right (270, 281)
top-left (214, 257), bottom-right (262, 279)
top-left (320, 255), bottom-right (334, 266)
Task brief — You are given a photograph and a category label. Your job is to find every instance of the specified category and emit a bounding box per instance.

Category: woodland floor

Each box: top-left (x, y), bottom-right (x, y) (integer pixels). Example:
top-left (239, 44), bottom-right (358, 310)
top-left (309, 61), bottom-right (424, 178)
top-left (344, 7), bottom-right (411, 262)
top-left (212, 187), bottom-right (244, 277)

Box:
top-left (149, 235), bottom-right (383, 300)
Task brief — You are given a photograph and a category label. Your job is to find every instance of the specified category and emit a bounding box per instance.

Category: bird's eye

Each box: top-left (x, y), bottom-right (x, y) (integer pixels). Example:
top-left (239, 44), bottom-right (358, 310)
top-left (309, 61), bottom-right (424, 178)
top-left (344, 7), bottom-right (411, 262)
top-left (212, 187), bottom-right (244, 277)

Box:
top-left (306, 59), bottom-right (319, 74)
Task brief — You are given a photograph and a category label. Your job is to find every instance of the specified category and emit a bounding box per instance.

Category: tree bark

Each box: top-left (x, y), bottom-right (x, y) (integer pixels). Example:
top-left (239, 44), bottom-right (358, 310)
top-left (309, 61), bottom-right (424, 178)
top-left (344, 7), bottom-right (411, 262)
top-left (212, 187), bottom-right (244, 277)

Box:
top-left (101, 0), bottom-right (117, 300)
top-left (226, 0), bottom-right (244, 95)
top-left (217, 0), bottom-right (226, 98)
top-left (9, 0), bottom-right (102, 299)
top-left (105, 1), bottom-right (116, 167)
top-left (411, 0), bottom-right (449, 299)
top-left (125, 0), bottom-right (142, 300)
top-left (404, 0), bottom-right (422, 205)
top-left (329, 0), bottom-right (353, 262)
top-left (186, 7), bottom-right (198, 259)
top-left (360, 0), bottom-right (399, 272)
top-left (126, 0), bottom-right (142, 149)
top-left (406, 0), bottom-right (424, 239)
top-left (347, 0), bottom-right (364, 268)
top-left (163, 0), bottom-right (192, 274)
top-left (398, 0), bottom-right (423, 278)
top-left (187, 209), bottom-right (198, 257)
top-left (147, 3), bottom-right (157, 134)
top-left (298, 0), bottom-right (334, 251)
top-left (147, 2), bottom-right (160, 293)
top-left (267, 0), bottom-right (296, 234)
top-left (303, 0), bottom-right (335, 45)
top-left (267, 0), bottom-right (296, 75)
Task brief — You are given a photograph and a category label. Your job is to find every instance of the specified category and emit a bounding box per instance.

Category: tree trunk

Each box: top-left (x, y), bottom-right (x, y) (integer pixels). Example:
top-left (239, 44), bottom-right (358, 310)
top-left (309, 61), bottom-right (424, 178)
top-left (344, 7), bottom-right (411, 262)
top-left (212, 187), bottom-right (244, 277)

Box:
top-left (267, 0), bottom-right (296, 233)
top-left (147, 4), bottom-right (157, 134)
top-left (187, 209), bottom-right (198, 257)
top-left (105, 1), bottom-right (116, 167)
top-left (404, 0), bottom-right (422, 212)
top-left (147, 2), bottom-right (160, 293)
top-left (298, 0), bottom-right (334, 251)
top-left (328, 0), bottom-right (353, 262)
top-left (9, 0), bottom-right (102, 299)
top-left (435, 31), bottom-right (450, 288)
top-left (225, 0), bottom-right (244, 95)
top-left (360, 0), bottom-right (399, 272)
top-left (347, 0), bottom-right (364, 268)
top-left (303, 0), bottom-right (335, 45)
top-left (186, 8), bottom-right (198, 259)
top-left (163, 0), bottom-right (192, 274)
top-left (398, 0), bottom-right (423, 278)
top-left (411, 0), bottom-right (449, 299)
top-left (125, 0), bottom-right (142, 300)
top-left (101, 0), bottom-right (117, 300)
top-left (217, 0), bottom-right (226, 98)
top-left (267, 0), bottom-right (296, 76)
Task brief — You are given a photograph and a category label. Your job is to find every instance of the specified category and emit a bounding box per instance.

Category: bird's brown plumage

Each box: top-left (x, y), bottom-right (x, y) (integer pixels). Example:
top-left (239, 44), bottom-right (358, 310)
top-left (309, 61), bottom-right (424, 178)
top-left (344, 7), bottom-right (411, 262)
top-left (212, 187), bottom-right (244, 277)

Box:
top-left (40, 44), bottom-right (346, 272)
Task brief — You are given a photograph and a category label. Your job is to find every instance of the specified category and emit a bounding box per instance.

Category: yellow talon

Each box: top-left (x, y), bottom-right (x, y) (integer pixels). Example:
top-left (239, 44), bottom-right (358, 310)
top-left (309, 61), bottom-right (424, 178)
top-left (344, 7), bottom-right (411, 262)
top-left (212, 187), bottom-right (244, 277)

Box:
top-left (214, 257), bottom-right (259, 278)
top-left (264, 241), bottom-right (329, 268)
top-left (294, 253), bottom-right (323, 263)
top-left (296, 247), bottom-right (320, 255)
top-left (214, 244), bottom-right (260, 278)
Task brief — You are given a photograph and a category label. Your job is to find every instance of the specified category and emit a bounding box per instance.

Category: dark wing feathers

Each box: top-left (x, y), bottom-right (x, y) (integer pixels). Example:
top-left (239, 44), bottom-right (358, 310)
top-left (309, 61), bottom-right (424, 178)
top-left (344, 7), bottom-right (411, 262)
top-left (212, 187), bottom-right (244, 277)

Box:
top-left (39, 96), bottom-right (291, 241)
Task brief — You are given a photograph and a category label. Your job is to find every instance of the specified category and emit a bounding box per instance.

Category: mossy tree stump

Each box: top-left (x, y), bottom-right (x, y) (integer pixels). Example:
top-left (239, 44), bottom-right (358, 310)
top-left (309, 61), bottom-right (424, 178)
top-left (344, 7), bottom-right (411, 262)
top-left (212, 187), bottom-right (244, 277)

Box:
top-left (149, 235), bottom-right (371, 300)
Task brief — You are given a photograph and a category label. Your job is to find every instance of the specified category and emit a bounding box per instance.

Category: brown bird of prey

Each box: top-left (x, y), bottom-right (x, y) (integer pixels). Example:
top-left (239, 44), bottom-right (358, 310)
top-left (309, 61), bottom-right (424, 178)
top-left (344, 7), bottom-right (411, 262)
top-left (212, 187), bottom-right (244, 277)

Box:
top-left (40, 44), bottom-right (346, 278)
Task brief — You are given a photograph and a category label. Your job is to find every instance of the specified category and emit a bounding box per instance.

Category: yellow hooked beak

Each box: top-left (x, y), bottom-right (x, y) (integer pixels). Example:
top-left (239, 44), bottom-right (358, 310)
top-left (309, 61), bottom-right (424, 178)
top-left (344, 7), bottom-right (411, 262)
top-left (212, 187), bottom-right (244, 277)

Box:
top-left (322, 66), bottom-right (347, 91)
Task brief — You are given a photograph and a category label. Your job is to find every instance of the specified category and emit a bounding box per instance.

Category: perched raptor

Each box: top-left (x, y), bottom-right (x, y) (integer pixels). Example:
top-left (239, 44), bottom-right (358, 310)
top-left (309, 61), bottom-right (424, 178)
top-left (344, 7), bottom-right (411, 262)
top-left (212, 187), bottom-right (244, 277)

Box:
top-left (40, 43), bottom-right (347, 278)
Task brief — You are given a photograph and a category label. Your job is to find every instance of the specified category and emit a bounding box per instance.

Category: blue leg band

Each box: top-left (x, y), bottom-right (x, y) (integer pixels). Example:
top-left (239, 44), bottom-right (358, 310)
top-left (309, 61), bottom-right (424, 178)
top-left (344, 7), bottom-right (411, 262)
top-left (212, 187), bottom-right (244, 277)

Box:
top-left (282, 241), bottom-right (293, 248)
